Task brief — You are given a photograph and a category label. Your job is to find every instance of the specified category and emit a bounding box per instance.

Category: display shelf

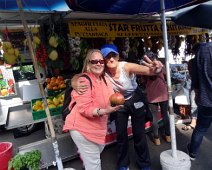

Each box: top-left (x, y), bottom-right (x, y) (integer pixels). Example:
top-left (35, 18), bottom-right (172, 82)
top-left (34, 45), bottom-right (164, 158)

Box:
top-left (5, 103), bottom-right (61, 130)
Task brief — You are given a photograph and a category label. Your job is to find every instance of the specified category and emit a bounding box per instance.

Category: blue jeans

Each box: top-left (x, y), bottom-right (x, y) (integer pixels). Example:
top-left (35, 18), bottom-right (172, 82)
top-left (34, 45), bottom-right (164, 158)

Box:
top-left (189, 105), bottom-right (212, 155)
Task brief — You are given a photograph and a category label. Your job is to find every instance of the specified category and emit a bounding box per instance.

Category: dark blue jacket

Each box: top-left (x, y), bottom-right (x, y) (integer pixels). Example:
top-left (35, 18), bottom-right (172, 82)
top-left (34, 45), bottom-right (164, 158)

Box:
top-left (192, 42), bottom-right (212, 107)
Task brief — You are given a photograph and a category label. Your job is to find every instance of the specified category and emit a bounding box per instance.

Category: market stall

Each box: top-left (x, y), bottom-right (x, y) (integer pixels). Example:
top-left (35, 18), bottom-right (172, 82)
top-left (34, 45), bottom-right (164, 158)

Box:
top-left (0, 0), bottom-right (211, 169)
top-left (1, 17), bottom-right (210, 168)
top-left (66, 18), bottom-right (209, 123)
top-left (0, 21), bottom-right (160, 169)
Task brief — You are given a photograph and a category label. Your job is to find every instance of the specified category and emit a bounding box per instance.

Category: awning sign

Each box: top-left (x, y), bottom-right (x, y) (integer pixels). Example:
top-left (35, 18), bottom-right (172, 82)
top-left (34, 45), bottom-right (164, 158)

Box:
top-left (68, 20), bottom-right (208, 38)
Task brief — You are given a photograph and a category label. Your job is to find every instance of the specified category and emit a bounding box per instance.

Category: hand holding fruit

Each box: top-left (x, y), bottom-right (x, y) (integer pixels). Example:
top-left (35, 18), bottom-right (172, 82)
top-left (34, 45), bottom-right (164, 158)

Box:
top-left (104, 105), bottom-right (123, 115)
top-left (109, 92), bottom-right (125, 106)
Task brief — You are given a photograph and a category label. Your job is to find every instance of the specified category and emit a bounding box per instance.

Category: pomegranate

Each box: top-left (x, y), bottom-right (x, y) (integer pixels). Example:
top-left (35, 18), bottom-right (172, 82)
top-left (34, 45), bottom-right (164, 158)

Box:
top-left (109, 92), bottom-right (125, 106)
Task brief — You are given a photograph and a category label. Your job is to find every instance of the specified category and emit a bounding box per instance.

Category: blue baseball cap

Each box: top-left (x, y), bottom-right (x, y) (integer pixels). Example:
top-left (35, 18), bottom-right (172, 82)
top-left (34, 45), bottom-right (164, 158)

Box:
top-left (101, 44), bottom-right (119, 58)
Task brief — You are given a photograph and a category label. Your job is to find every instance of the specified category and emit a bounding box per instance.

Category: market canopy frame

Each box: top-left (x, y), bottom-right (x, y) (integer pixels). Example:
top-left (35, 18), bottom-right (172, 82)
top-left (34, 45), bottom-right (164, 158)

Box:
top-left (0, 0), bottom-right (70, 11)
top-left (65, 0), bottom-right (209, 15)
top-left (171, 1), bottom-right (212, 29)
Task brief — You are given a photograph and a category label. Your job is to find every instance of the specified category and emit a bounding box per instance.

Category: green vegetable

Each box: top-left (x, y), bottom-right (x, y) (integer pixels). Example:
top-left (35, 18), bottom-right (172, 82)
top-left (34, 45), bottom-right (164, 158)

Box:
top-left (0, 80), bottom-right (7, 89)
top-left (8, 150), bottom-right (41, 170)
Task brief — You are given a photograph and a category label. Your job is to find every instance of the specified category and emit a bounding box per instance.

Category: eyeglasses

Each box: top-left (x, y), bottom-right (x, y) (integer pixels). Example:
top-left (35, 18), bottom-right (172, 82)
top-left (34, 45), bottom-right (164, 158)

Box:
top-left (89, 59), bottom-right (104, 65)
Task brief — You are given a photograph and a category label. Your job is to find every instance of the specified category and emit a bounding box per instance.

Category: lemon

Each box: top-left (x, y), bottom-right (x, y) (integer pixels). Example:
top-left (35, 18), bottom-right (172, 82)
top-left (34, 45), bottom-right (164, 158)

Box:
top-left (37, 106), bottom-right (44, 111)
top-left (49, 50), bottom-right (58, 61)
top-left (35, 100), bottom-right (42, 106)
top-left (14, 48), bottom-right (20, 57)
top-left (3, 53), bottom-right (16, 65)
top-left (59, 96), bottom-right (64, 104)
top-left (3, 41), bottom-right (12, 49)
top-left (49, 36), bottom-right (58, 48)
top-left (48, 104), bottom-right (56, 109)
top-left (47, 99), bottom-right (53, 105)
top-left (7, 48), bottom-right (15, 55)
top-left (32, 105), bottom-right (39, 111)
top-left (53, 97), bottom-right (59, 106)
top-left (1, 89), bottom-right (8, 96)
top-left (33, 36), bottom-right (41, 45)
top-left (32, 27), bottom-right (39, 34)
top-left (58, 103), bottom-right (63, 107)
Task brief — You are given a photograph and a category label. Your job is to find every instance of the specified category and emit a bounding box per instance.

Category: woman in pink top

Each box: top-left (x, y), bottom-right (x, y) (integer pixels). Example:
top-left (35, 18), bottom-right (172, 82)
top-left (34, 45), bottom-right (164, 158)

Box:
top-left (142, 52), bottom-right (170, 146)
top-left (63, 49), bottom-right (121, 170)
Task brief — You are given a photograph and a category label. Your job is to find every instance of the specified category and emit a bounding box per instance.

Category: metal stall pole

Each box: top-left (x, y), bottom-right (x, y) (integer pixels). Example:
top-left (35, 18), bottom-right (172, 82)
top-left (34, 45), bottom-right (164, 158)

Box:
top-left (160, 0), bottom-right (177, 159)
top-left (16, 0), bottom-right (63, 169)
top-left (159, 1), bottom-right (191, 170)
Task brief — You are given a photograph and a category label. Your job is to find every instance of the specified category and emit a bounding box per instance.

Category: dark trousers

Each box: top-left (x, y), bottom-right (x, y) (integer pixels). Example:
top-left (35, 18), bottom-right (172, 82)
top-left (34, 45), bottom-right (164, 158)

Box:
top-left (111, 106), bottom-right (151, 168)
top-left (190, 105), bottom-right (212, 155)
top-left (149, 101), bottom-right (170, 137)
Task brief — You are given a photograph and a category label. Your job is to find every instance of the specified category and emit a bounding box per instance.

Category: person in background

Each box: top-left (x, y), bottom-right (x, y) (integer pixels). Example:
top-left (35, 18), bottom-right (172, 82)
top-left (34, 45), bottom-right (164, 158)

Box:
top-left (187, 42), bottom-right (212, 160)
top-left (182, 43), bottom-right (200, 131)
top-left (63, 49), bottom-right (122, 170)
top-left (72, 44), bottom-right (164, 170)
top-left (142, 52), bottom-right (170, 146)
top-left (182, 58), bottom-right (198, 131)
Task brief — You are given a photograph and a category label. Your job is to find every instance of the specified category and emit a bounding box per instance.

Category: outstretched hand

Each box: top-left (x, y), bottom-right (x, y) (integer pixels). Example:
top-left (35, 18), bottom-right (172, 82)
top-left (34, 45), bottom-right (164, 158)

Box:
top-left (142, 55), bottom-right (163, 73)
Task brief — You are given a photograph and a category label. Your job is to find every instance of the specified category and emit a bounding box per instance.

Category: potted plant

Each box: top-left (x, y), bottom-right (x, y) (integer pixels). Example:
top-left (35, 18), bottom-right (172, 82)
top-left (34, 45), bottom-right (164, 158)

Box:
top-left (8, 150), bottom-right (41, 170)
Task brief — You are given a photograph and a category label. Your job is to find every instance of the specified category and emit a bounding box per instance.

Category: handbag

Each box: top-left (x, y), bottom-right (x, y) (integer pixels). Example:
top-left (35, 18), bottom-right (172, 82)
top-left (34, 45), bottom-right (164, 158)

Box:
top-left (124, 86), bottom-right (153, 123)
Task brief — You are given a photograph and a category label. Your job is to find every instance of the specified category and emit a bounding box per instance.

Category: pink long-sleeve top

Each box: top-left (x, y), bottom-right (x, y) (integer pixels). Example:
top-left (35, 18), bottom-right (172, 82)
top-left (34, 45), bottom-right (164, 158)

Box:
top-left (63, 73), bottom-right (114, 144)
top-left (145, 71), bottom-right (168, 103)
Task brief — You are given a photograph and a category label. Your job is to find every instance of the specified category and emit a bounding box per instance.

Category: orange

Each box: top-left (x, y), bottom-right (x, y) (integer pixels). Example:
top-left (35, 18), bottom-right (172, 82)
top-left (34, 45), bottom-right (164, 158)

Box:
top-left (47, 84), bottom-right (53, 90)
top-left (57, 76), bottom-right (63, 81)
top-left (51, 77), bottom-right (56, 81)
top-left (52, 86), bottom-right (59, 91)
top-left (59, 84), bottom-right (66, 89)
top-left (55, 79), bottom-right (61, 85)
top-left (50, 80), bottom-right (56, 86)
top-left (60, 80), bottom-right (65, 84)
top-left (46, 78), bottom-right (51, 83)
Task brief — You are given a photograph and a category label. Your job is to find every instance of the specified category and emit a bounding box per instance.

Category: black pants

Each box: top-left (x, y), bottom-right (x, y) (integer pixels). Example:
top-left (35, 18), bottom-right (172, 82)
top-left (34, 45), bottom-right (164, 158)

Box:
top-left (111, 105), bottom-right (151, 168)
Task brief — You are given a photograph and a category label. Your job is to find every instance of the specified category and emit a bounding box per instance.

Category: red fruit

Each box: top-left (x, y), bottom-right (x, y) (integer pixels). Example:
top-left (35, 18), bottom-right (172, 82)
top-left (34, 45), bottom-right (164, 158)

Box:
top-left (8, 87), bottom-right (15, 94)
top-left (109, 93), bottom-right (125, 106)
top-left (8, 79), bottom-right (14, 86)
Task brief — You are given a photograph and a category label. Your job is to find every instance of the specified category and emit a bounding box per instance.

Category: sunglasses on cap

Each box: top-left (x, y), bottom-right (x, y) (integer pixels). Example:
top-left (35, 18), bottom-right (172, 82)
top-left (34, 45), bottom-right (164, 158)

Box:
top-left (89, 59), bottom-right (104, 65)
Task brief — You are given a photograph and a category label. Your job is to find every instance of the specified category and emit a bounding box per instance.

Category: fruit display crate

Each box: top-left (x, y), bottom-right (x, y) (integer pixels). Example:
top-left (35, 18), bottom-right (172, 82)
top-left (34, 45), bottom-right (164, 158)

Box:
top-left (31, 98), bottom-right (63, 121)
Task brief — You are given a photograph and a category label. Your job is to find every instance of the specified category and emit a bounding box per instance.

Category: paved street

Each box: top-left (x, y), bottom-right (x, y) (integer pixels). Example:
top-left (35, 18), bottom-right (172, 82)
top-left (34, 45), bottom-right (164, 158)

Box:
top-left (1, 123), bottom-right (211, 170)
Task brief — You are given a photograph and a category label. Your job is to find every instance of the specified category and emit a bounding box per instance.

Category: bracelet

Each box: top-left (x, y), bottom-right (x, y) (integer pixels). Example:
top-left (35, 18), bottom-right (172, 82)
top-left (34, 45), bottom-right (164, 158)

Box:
top-left (97, 108), bottom-right (103, 117)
